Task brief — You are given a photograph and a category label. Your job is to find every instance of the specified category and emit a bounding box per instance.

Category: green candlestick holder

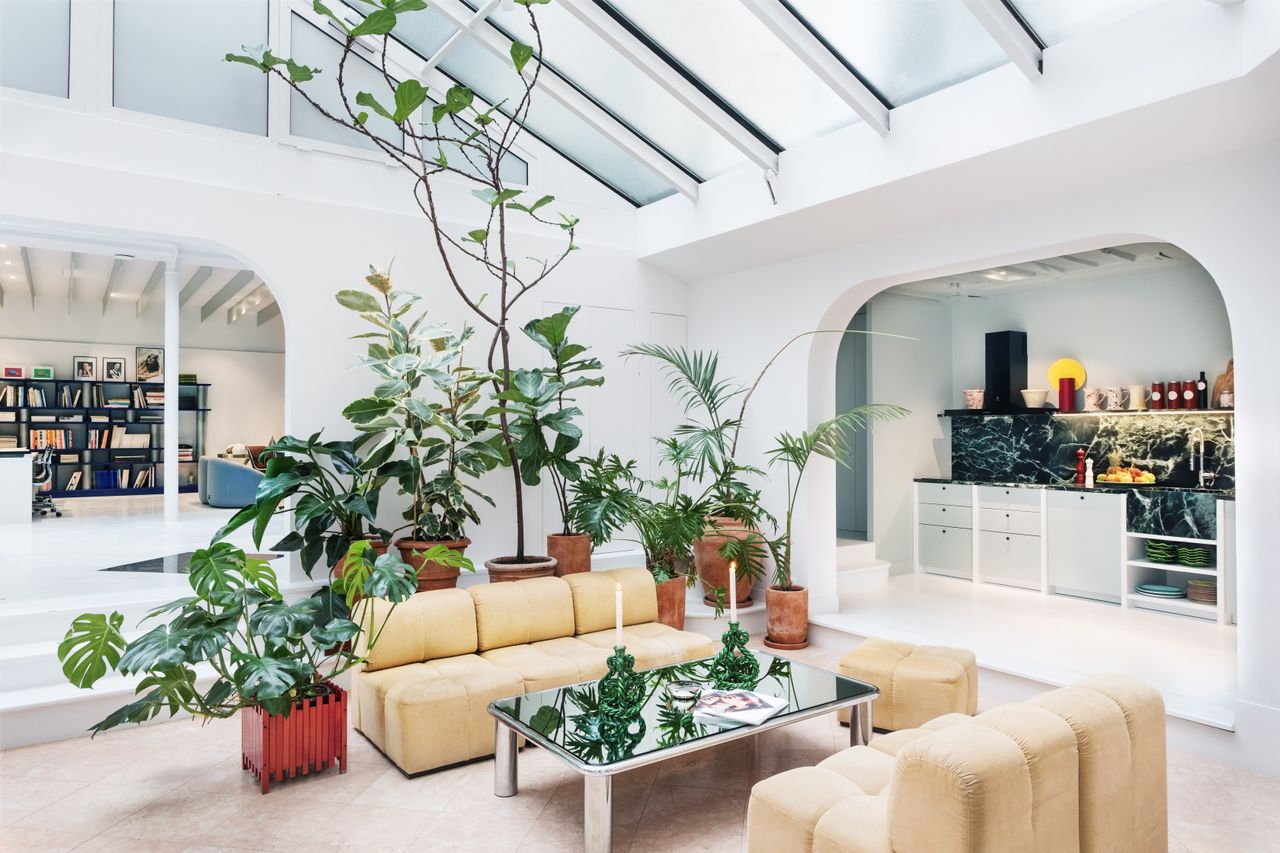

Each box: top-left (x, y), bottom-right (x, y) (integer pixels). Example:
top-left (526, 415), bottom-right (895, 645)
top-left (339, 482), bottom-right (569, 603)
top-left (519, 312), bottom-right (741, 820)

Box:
top-left (708, 620), bottom-right (759, 690)
top-left (598, 645), bottom-right (647, 719)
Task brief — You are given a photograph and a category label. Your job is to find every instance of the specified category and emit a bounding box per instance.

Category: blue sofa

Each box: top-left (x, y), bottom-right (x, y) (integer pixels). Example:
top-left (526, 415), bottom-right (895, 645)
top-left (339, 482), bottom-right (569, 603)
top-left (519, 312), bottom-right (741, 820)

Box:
top-left (199, 456), bottom-right (264, 508)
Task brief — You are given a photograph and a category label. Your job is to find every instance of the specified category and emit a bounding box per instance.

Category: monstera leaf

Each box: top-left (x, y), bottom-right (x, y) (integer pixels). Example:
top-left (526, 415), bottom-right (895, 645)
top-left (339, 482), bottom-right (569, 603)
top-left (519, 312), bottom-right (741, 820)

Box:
top-left (58, 612), bottom-right (126, 689)
top-left (117, 624), bottom-right (192, 675)
top-left (235, 655), bottom-right (311, 702)
top-left (249, 599), bottom-right (320, 649)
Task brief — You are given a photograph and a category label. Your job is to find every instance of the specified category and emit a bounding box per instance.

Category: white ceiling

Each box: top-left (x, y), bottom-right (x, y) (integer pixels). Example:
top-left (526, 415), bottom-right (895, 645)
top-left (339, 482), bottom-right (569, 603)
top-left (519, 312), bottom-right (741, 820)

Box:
top-left (892, 242), bottom-right (1198, 300)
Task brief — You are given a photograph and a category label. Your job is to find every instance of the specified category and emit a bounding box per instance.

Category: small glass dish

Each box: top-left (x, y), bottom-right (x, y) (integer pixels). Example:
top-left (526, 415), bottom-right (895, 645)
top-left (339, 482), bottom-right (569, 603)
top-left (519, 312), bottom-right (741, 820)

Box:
top-left (665, 680), bottom-right (703, 702)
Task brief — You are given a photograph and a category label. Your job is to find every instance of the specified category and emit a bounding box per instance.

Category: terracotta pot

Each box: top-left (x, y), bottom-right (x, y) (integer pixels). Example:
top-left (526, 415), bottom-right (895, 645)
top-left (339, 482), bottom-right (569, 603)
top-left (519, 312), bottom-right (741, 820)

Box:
top-left (484, 555), bottom-right (558, 582)
top-left (764, 585), bottom-right (809, 650)
top-left (655, 576), bottom-right (687, 630)
top-left (547, 533), bottom-right (592, 576)
top-left (396, 538), bottom-right (470, 592)
top-left (692, 516), bottom-right (755, 607)
top-left (241, 682), bottom-right (346, 794)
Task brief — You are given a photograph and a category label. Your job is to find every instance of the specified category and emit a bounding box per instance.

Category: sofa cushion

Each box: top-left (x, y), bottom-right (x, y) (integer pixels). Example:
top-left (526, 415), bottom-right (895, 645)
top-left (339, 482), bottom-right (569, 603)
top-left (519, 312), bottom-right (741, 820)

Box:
top-left (354, 588), bottom-right (478, 672)
top-left (352, 662), bottom-right (439, 749)
top-left (480, 637), bottom-right (611, 692)
top-left (813, 795), bottom-right (891, 853)
top-left (469, 576), bottom-right (576, 652)
top-left (576, 623), bottom-right (713, 670)
top-left (562, 567), bottom-right (658, 634)
top-left (747, 767), bottom-right (864, 853)
top-left (818, 746), bottom-right (896, 795)
top-left (838, 638), bottom-right (978, 732)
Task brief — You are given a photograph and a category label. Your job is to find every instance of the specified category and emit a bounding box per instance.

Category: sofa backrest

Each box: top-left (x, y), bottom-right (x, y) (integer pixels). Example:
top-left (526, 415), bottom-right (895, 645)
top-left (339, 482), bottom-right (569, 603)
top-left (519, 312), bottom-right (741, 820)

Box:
top-left (469, 576), bottom-right (576, 652)
top-left (353, 588), bottom-right (478, 672)
top-left (563, 567), bottom-right (658, 634)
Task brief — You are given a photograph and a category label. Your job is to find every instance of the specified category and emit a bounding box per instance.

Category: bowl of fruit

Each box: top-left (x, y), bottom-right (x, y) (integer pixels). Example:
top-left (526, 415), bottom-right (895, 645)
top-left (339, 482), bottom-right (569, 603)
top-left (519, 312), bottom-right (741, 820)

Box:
top-left (1097, 465), bottom-right (1157, 485)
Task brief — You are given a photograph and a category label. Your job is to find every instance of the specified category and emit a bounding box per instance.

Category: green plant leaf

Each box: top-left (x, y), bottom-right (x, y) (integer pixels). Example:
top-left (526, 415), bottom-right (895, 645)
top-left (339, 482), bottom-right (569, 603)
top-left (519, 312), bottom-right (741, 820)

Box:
top-left (463, 228), bottom-right (488, 244)
top-left (312, 1), bottom-right (350, 33)
top-left (530, 705), bottom-right (562, 736)
top-left (343, 396), bottom-right (396, 424)
top-left (310, 618), bottom-right (361, 648)
top-left (284, 59), bottom-right (319, 83)
top-left (58, 612), bottom-right (126, 689)
top-left (236, 656), bottom-right (311, 701)
top-left (393, 79), bottom-right (428, 123)
top-left (349, 8), bottom-right (397, 38)
top-left (355, 91), bottom-right (394, 121)
top-left (117, 625), bottom-right (192, 675)
top-left (336, 289), bottom-right (381, 313)
top-left (510, 41), bottom-right (534, 74)
top-left (363, 551), bottom-right (420, 603)
top-left (249, 599), bottom-right (320, 648)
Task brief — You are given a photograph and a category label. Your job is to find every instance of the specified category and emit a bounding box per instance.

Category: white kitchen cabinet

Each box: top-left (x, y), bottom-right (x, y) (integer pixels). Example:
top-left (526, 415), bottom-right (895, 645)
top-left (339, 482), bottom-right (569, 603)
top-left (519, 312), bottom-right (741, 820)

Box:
top-left (979, 530), bottom-right (1043, 590)
top-left (975, 486), bottom-right (1041, 511)
top-left (978, 507), bottom-right (1042, 537)
top-left (919, 525), bottom-right (973, 580)
top-left (919, 503), bottom-right (971, 529)
top-left (1046, 491), bottom-right (1125, 603)
top-left (918, 482), bottom-right (971, 507)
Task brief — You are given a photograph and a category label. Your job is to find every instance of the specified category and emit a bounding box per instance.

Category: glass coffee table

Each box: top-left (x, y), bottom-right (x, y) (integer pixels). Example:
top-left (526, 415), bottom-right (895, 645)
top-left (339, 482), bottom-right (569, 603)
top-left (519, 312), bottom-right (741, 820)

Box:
top-left (488, 651), bottom-right (878, 852)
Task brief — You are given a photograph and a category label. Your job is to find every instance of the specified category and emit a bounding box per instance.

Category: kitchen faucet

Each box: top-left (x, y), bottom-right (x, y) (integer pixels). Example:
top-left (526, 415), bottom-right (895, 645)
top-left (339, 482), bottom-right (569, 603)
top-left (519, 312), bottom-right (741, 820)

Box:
top-left (1189, 428), bottom-right (1215, 489)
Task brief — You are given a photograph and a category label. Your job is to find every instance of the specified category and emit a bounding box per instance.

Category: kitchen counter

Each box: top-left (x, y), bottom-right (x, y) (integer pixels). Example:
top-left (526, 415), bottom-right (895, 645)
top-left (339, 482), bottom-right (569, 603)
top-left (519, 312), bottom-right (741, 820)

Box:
top-left (915, 477), bottom-right (1234, 500)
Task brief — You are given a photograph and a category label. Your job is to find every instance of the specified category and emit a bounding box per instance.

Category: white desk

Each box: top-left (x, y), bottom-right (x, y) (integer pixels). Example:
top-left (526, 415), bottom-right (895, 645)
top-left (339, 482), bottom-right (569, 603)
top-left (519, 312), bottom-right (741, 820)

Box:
top-left (0, 449), bottom-right (33, 524)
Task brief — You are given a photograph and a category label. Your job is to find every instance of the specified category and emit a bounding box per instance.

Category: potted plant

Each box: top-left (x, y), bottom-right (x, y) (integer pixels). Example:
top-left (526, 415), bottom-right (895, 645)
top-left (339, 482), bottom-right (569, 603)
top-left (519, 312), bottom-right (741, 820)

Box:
top-left (228, 0), bottom-right (580, 577)
top-left (763, 406), bottom-right (905, 649)
top-left (496, 307), bottom-right (603, 579)
top-left (56, 538), bottom-right (459, 793)
top-left (335, 269), bottom-right (499, 590)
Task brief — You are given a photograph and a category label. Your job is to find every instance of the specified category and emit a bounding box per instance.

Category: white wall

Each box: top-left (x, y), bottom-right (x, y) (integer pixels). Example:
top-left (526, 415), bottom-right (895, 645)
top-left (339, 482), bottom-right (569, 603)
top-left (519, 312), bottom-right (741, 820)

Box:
top-left (948, 263), bottom-right (1233, 405)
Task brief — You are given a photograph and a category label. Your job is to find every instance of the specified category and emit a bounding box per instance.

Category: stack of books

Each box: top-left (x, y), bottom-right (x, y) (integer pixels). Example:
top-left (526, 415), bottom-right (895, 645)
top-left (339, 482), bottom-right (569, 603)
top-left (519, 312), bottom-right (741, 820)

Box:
top-left (691, 690), bottom-right (788, 727)
top-left (30, 428), bottom-right (73, 449)
top-left (178, 444), bottom-right (195, 463)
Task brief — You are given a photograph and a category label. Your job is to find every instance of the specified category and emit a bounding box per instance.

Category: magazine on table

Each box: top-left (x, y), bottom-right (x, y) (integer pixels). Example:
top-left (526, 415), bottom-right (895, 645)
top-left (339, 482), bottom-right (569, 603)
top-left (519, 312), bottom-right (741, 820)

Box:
top-left (691, 689), bottom-right (788, 727)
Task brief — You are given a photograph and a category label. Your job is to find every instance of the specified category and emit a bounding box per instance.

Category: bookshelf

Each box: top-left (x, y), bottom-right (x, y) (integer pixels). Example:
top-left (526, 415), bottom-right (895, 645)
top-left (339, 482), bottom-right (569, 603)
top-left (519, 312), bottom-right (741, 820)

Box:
top-left (0, 378), bottom-right (210, 498)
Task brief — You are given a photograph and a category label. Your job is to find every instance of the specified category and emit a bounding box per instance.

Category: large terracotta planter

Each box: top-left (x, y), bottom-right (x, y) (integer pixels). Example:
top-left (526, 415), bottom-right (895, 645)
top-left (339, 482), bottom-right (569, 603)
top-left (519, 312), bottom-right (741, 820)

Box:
top-left (484, 555), bottom-right (558, 582)
top-left (764, 585), bottom-right (809, 650)
top-left (692, 517), bottom-right (755, 607)
top-left (656, 576), bottom-right (687, 630)
top-left (547, 533), bottom-right (591, 576)
top-left (396, 537), bottom-right (470, 592)
top-left (242, 682), bottom-right (346, 794)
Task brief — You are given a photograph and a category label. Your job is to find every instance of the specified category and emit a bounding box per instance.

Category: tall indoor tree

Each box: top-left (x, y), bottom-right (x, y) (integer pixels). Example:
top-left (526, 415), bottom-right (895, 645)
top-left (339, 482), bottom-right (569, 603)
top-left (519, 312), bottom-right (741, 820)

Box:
top-left (228, 0), bottom-right (577, 565)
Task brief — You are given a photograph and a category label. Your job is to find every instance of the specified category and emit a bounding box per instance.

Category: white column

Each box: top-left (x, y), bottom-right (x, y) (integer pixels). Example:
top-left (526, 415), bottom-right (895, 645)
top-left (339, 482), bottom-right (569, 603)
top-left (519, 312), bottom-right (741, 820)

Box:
top-left (163, 265), bottom-right (181, 522)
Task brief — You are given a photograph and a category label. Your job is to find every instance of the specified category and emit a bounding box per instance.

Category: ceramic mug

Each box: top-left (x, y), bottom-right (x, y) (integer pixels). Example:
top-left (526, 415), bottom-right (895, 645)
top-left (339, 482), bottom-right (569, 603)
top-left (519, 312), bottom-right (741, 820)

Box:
top-left (1082, 387), bottom-right (1105, 412)
top-left (1127, 384), bottom-right (1150, 410)
top-left (1104, 386), bottom-right (1128, 410)
top-left (963, 389), bottom-right (985, 410)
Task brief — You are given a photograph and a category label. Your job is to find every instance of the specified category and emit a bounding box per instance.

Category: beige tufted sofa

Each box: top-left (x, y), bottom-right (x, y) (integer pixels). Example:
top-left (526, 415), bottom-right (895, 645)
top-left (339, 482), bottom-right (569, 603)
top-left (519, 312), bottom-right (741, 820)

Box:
top-left (351, 567), bottom-right (713, 774)
top-left (748, 675), bottom-right (1166, 853)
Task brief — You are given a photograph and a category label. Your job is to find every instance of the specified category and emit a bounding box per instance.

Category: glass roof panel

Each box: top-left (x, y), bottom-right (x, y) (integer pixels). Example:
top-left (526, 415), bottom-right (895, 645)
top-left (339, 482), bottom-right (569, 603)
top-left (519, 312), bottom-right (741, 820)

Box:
top-left (0, 0), bottom-right (70, 97)
top-left (389, 5), bottom-right (459, 60)
top-left (785, 0), bottom-right (1008, 106)
top-left (485, 3), bottom-right (744, 180)
top-left (601, 0), bottom-right (856, 148)
top-left (1009, 0), bottom-right (1164, 47)
top-left (438, 36), bottom-right (676, 206)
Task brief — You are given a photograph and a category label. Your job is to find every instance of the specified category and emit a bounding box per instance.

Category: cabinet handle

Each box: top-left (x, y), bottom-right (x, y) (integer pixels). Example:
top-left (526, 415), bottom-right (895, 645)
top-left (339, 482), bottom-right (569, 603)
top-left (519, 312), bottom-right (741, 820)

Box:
top-left (1005, 513), bottom-right (1010, 518)
top-left (1006, 536), bottom-right (1010, 541)
top-left (1080, 496), bottom-right (1085, 501)
top-left (941, 529), bottom-right (947, 534)
top-left (941, 507), bottom-right (947, 512)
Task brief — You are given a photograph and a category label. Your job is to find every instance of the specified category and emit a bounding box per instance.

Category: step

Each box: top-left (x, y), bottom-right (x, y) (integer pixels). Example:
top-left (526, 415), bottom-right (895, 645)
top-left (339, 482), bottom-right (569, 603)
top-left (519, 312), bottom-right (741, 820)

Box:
top-left (836, 539), bottom-right (877, 569)
top-left (836, 560), bottom-right (892, 604)
top-left (682, 586), bottom-right (768, 641)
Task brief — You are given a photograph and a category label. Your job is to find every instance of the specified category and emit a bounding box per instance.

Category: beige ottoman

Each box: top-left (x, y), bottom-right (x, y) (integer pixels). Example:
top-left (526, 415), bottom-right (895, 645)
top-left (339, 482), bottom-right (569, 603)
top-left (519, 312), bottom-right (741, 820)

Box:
top-left (836, 638), bottom-right (977, 731)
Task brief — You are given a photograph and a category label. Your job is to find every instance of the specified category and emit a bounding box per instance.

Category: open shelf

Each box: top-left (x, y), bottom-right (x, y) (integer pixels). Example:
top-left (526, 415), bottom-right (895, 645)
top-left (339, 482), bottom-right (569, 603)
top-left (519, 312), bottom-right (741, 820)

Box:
top-left (1126, 559), bottom-right (1217, 576)
top-left (942, 408), bottom-right (1234, 419)
top-left (1126, 531), bottom-right (1217, 546)
top-left (1126, 593), bottom-right (1217, 620)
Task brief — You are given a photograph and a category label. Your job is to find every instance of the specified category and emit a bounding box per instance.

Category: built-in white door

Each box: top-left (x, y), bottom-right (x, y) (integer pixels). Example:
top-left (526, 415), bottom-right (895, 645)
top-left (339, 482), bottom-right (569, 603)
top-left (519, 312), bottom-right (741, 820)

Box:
top-left (1046, 491), bottom-right (1124, 602)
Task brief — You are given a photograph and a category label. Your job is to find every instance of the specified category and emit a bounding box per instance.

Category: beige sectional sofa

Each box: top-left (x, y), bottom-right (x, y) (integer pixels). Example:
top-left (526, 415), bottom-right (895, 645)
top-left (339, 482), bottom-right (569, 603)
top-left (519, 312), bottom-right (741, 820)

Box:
top-left (351, 567), bottom-right (714, 774)
top-left (748, 674), bottom-right (1167, 853)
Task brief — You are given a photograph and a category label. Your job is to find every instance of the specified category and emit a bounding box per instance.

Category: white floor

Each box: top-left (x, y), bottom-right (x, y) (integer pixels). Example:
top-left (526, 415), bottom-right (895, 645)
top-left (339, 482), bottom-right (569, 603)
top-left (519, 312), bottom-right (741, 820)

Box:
top-left (813, 571), bottom-right (1237, 730)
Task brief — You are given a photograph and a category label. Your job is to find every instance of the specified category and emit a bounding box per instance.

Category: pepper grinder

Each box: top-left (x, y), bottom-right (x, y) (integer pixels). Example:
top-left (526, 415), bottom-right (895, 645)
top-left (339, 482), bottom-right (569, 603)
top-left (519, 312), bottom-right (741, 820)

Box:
top-left (1085, 459), bottom-right (1095, 489)
top-left (1075, 449), bottom-right (1086, 486)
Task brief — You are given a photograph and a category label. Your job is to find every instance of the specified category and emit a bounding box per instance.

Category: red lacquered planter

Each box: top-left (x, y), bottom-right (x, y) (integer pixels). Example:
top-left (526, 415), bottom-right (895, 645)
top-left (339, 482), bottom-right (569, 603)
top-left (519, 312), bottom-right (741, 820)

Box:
top-left (241, 682), bottom-right (347, 794)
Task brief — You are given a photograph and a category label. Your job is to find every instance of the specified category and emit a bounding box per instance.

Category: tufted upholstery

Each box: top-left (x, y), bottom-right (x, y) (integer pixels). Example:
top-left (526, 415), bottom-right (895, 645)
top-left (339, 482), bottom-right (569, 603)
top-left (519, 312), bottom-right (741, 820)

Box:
top-left (835, 638), bottom-right (978, 731)
top-left (748, 676), bottom-right (1166, 853)
top-left (350, 568), bottom-right (713, 774)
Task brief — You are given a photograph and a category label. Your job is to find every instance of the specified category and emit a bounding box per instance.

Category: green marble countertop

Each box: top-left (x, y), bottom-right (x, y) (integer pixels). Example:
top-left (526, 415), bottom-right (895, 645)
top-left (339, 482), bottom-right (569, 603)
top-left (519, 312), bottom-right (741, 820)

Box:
top-left (915, 477), bottom-right (1235, 500)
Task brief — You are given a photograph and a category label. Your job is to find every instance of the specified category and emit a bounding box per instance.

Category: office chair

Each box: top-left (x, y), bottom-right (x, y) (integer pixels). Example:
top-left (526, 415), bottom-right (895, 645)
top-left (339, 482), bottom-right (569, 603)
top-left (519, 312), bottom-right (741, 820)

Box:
top-left (32, 447), bottom-right (61, 518)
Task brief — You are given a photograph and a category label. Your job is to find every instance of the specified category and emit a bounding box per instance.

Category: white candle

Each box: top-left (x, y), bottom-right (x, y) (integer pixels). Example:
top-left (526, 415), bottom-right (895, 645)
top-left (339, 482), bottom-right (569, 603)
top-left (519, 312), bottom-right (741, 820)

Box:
top-left (615, 581), bottom-right (624, 648)
top-left (729, 561), bottom-right (737, 624)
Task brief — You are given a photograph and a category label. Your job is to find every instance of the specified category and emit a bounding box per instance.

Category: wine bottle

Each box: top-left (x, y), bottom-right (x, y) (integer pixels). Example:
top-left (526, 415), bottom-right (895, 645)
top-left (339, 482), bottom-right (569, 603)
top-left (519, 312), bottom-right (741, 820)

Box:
top-left (1196, 371), bottom-right (1209, 409)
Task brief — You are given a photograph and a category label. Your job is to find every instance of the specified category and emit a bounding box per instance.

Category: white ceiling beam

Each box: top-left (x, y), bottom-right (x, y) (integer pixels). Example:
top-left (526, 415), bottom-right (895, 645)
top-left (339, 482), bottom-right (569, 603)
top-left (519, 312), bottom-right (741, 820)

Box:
top-left (739, 0), bottom-right (890, 135)
top-left (178, 266), bottom-right (213, 308)
top-left (227, 284), bottom-right (271, 324)
top-left (426, 0), bottom-right (700, 199)
top-left (257, 301), bottom-right (282, 327)
top-left (963, 0), bottom-right (1043, 80)
top-left (200, 270), bottom-right (255, 322)
top-left (67, 251), bottom-right (76, 312)
top-left (421, 0), bottom-right (500, 74)
top-left (555, 0), bottom-right (778, 171)
top-left (19, 246), bottom-right (36, 309)
top-left (136, 261), bottom-right (165, 317)
top-left (101, 258), bottom-right (124, 315)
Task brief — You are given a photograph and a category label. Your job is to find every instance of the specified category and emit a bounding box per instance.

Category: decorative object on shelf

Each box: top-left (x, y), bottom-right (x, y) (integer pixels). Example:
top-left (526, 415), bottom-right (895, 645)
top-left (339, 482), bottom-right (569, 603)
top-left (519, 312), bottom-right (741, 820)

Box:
top-left (1076, 449), bottom-right (1087, 485)
top-left (135, 347), bottom-right (163, 382)
top-left (1084, 458), bottom-right (1095, 488)
top-left (1182, 378), bottom-right (1199, 410)
top-left (72, 356), bottom-right (96, 380)
top-left (1211, 360), bottom-right (1234, 409)
top-left (1048, 358), bottom-right (1086, 387)
top-left (30, 365), bottom-right (54, 380)
top-left (1127, 384), bottom-right (1149, 411)
top-left (102, 358), bottom-right (126, 382)
top-left (1135, 582), bottom-right (1186, 599)
top-left (709, 620), bottom-right (760, 690)
top-left (1082, 387), bottom-right (1104, 411)
top-left (1150, 381), bottom-right (1167, 409)
top-left (1020, 388), bottom-right (1048, 408)
top-left (1186, 578), bottom-right (1217, 604)
top-left (1057, 377), bottom-right (1077, 413)
top-left (1144, 540), bottom-right (1177, 563)
top-left (1105, 386), bottom-right (1127, 411)
top-left (1196, 371), bottom-right (1209, 410)
top-left (1, 366), bottom-right (22, 379)
top-left (1176, 545), bottom-right (1212, 567)
top-left (1168, 380), bottom-right (1184, 410)
top-left (963, 389), bottom-right (984, 410)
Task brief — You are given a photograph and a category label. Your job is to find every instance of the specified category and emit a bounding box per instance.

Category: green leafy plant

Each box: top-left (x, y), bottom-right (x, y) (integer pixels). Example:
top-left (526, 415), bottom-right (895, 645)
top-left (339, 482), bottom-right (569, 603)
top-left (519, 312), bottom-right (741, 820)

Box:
top-left (56, 540), bottom-right (439, 731)
top-left (228, 0), bottom-right (579, 562)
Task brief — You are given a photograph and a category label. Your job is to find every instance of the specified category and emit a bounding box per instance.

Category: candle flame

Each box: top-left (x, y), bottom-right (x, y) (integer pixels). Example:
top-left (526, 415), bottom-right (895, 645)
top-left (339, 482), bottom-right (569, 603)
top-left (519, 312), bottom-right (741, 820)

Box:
top-left (616, 582), bottom-right (622, 591)
top-left (729, 561), bottom-right (737, 571)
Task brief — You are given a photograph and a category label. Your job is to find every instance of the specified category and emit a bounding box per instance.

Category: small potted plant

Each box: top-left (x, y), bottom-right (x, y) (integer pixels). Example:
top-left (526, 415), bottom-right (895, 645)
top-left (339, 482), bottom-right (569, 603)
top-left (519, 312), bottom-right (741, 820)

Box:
top-left (763, 405), bottom-right (905, 648)
top-left (56, 538), bottom-right (461, 793)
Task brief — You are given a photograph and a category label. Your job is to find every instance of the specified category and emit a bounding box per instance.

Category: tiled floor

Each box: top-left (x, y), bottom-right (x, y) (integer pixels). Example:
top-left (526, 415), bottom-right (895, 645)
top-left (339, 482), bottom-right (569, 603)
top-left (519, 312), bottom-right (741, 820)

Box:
top-left (2, 643), bottom-right (1277, 853)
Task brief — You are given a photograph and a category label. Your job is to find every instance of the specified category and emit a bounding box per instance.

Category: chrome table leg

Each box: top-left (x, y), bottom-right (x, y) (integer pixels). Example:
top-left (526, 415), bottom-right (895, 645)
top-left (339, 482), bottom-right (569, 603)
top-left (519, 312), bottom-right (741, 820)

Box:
top-left (584, 773), bottom-right (613, 853)
top-left (850, 701), bottom-right (872, 747)
top-left (494, 721), bottom-right (518, 797)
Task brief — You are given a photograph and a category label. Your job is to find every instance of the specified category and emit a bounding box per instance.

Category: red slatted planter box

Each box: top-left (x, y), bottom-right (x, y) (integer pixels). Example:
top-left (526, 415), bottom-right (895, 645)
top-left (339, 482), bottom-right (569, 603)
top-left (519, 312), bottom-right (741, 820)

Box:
top-left (241, 682), bottom-right (347, 794)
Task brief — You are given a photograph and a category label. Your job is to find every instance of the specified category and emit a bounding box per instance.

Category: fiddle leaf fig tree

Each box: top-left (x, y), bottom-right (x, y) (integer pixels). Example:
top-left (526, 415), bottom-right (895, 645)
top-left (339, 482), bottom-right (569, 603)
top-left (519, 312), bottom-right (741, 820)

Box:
top-left (227, 0), bottom-right (578, 562)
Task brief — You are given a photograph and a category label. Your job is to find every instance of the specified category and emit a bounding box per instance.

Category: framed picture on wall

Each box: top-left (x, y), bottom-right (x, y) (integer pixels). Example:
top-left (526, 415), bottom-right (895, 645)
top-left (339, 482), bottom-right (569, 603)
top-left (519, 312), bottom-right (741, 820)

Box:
top-left (30, 366), bottom-right (54, 380)
top-left (136, 347), bottom-right (163, 382)
top-left (103, 358), bottom-right (126, 382)
top-left (2, 366), bottom-right (24, 379)
top-left (73, 357), bottom-right (97, 380)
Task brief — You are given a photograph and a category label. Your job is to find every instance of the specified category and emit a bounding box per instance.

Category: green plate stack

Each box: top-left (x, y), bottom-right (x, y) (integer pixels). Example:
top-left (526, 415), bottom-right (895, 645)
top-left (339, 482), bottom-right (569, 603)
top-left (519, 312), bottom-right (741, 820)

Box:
top-left (1177, 546), bottom-right (1213, 568)
top-left (1144, 540), bottom-right (1177, 564)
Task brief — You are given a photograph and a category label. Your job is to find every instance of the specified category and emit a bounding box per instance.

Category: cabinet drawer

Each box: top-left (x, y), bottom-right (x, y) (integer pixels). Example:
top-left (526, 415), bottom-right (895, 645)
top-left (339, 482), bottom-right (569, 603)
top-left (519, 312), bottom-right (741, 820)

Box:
top-left (979, 530), bottom-right (1042, 590)
top-left (919, 503), bottom-right (972, 529)
top-left (978, 507), bottom-right (1042, 536)
top-left (976, 485), bottom-right (1042, 511)
top-left (918, 482), bottom-right (971, 508)
top-left (919, 525), bottom-right (972, 579)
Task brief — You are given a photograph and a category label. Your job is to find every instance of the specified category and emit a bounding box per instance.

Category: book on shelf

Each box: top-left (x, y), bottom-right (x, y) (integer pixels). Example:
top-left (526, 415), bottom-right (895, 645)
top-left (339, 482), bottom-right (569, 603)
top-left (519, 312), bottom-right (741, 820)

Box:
top-left (30, 429), bottom-right (73, 449)
top-left (30, 414), bottom-right (55, 423)
top-left (57, 415), bottom-right (82, 423)
top-left (89, 414), bottom-right (108, 423)
top-left (0, 412), bottom-right (15, 422)
top-left (178, 443), bottom-right (195, 462)
top-left (179, 373), bottom-right (197, 384)
top-left (66, 471), bottom-right (83, 491)
top-left (0, 436), bottom-right (18, 449)
top-left (691, 690), bottom-right (788, 727)
top-left (58, 453), bottom-right (78, 463)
